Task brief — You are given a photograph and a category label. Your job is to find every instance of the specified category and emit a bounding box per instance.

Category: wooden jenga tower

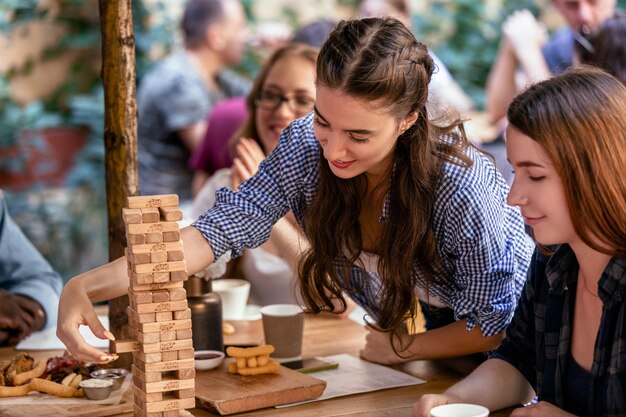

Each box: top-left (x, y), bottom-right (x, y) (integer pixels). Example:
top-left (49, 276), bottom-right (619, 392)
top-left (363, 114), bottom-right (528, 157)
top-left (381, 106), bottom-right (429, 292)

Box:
top-left (112, 194), bottom-right (195, 417)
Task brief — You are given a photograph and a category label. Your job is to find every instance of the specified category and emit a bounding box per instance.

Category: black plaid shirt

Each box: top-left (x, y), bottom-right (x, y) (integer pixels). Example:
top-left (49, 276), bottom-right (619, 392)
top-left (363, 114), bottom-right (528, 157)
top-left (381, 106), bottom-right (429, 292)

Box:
top-left (491, 245), bottom-right (626, 417)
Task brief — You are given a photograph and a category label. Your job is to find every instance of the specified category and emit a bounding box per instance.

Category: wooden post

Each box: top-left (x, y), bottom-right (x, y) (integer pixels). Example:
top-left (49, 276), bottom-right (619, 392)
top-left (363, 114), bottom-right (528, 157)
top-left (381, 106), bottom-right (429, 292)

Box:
top-left (100, 0), bottom-right (138, 370)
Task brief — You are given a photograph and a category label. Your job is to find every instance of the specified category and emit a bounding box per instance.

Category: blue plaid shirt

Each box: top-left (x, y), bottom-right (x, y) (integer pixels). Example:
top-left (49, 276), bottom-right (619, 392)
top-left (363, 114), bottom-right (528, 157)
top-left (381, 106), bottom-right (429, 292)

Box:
top-left (193, 113), bottom-right (534, 336)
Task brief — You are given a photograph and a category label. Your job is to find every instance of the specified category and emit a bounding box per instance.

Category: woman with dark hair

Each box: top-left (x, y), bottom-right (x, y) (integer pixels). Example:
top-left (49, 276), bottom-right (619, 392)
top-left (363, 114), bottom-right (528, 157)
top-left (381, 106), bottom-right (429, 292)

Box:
top-left (415, 67), bottom-right (626, 417)
top-left (57, 17), bottom-right (532, 365)
top-left (579, 13), bottom-right (626, 84)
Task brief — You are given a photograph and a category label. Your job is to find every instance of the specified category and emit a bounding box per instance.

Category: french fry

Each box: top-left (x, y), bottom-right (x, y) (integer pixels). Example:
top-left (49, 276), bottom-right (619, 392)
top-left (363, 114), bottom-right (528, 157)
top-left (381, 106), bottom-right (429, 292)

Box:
top-left (69, 374), bottom-right (83, 389)
top-left (13, 360), bottom-right (46, 386)
top-left (257, 354), bottom-right (270, 367)
top-left (0, 384), bottom-right (32, 398)
top-left (74, 387), bottom-right (85, 397)
top-left (227, 361), bottom-right (238, 374)
top-left (236, 360), bottom-right (280, 376)
top-left (247, 357), bottom-right (257, 368)
top-left (226, 345), bottom-right (274, 358)
top-left (223, 322), bottom-right (235, 335)
top-left (30, 378), bottom-right (77, 398)
top-left (61, 372), bottom-right (77, 386)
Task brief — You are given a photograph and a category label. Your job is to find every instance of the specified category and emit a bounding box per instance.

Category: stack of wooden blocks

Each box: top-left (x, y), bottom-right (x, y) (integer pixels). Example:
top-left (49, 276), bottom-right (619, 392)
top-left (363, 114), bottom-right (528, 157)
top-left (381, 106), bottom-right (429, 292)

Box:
top-left (112, 194), bottom-right (195, 417)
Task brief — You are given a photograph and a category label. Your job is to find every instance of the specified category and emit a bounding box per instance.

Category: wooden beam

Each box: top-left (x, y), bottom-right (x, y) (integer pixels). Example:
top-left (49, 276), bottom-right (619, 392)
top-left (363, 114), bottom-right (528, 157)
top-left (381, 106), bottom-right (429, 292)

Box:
top-left (100, 0), bottom-right (138, 370)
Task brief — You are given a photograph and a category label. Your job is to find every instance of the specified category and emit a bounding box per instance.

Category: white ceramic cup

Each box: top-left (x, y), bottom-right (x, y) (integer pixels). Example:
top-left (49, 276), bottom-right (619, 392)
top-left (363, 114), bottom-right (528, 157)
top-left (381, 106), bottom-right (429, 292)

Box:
top-left (430, 404), bottom-right (489, 417)
top-left (212, 278), bottom-right (250, 320)
top-left (260, 304), bottom-right (304, 363)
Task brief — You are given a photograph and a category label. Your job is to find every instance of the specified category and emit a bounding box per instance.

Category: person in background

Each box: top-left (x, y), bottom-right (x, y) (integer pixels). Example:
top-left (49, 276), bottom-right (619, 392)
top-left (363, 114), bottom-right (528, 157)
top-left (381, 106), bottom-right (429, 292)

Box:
top-left (57, 17), bottom-right (533, 366)
top-left (0, 191), bottom-right (62, 346)
top-left (486, 0), bottom-right (618, 125)
top-left (138, 0), bottom-right (251, 200)
top-left (414, 67), bottom-right (626, 417)
top-left (579, 13), bottom-right (626, 84)
top-left (357, 0), bottom-right (474, 116)
top-left (190, 43), bottom-right (318, 305)
top-left (188, 97), bottom-right (248, 195)
top-left (291, 19), bottom-right (337, 48)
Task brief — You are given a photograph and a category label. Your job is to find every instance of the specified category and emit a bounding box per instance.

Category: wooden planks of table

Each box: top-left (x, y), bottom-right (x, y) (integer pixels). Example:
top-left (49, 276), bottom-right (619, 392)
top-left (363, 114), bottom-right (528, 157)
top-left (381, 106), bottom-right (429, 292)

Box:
top-left (0, 312), bottom-right (512, 417)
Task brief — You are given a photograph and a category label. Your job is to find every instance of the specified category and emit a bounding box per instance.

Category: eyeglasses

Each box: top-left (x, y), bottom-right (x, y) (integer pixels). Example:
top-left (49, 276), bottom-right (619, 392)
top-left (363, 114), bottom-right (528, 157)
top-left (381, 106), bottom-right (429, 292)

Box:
top-left (255, 90), bottom-right (315, 115)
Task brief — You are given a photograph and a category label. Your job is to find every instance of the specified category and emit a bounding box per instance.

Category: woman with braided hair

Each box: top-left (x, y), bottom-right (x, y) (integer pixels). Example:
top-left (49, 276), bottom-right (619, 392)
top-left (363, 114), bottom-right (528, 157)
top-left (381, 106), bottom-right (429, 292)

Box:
top-left (57, 17), bottom-right (533, 364)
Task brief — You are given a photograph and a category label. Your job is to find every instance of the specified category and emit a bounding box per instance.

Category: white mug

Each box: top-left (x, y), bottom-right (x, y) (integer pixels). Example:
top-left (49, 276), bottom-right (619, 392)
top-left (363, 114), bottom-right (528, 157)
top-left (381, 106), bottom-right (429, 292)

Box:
top-left (212, 278), bottom-right (250, 320)
top-left (430, 404), bottom-right (489, 417)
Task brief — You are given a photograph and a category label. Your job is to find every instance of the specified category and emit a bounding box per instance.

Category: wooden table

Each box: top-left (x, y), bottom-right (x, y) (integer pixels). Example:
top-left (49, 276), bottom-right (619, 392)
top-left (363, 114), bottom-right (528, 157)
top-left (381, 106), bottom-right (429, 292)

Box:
top-left (0, 313), bottom-right (511, 417)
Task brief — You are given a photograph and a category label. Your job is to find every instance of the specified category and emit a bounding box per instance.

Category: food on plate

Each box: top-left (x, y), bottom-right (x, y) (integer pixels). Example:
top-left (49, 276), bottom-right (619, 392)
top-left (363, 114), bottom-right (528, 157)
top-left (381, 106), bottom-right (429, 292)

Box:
top-left (226, 344), bottom-right (279, 376)
top-left (1, 352), bottom-right (34, 386)
top-left (0, 384), bottom-right (32, 398)
top-left (13, 359), bottom-right (46, 386)
top-left (30, 377), bottom-right (77, 398)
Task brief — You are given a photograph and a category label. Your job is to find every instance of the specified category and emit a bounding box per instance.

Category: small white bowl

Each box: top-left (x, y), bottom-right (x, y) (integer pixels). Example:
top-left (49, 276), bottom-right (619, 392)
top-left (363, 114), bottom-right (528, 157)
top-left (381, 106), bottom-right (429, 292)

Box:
top-left (430, 403), bottom-right (489, 417)
top-left (194, 350), bottom-right (225, 371)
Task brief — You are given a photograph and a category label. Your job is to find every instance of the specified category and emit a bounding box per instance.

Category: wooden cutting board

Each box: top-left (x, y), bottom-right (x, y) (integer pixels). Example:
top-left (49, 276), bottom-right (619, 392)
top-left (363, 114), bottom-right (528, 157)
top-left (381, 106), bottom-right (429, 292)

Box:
top-left (0, 383), bottom-right (133, 417)
top-left (195, 362), bottom-right (326, 415)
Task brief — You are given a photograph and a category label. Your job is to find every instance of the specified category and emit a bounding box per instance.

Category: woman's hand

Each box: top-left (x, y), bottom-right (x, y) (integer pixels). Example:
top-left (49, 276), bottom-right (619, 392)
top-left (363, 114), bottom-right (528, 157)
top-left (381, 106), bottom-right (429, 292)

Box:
top-left (231, 138), bottom-right (266, 189)
top-left (56, 278), bottom-right (116, 363)
top-left (360, 325), bottom-right (414, 365)
top-left (412, 393), bottom-right (463, 417)
top-left (510, 401), bottom-right (577, 417)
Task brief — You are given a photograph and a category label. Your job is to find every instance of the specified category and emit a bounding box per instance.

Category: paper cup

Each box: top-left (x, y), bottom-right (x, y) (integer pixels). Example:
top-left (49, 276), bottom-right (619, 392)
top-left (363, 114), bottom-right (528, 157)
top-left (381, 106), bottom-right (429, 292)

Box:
top-left (430, 404), bottom-right (489, 417)
top-left (212, 278), bottom-right (250, 320)
top-left (260, 304), bottom-right (304, 362)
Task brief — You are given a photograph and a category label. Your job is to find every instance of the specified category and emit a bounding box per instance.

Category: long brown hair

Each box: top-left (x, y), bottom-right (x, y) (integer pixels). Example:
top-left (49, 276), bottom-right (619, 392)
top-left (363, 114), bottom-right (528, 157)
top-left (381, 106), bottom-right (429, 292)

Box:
top-left (299, 17), bottom-right (472, 336)
top-left (228, 43), bottom-right (319, 155)
top-left (508, 66), bottom-right (626, 256)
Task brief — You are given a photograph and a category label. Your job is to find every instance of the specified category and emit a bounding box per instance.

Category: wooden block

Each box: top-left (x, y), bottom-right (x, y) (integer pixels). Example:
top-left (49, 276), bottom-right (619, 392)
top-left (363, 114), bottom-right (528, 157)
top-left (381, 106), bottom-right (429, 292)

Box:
top-left (173, 309), bottom-right (191, 320)
top-left (174, 389), bottom-right (195, 399)
top-left (131, 241), bottom-right (183, 255)
top-left (140, 319), bottom-right (191, 334)
top-left (122, 208), bottom-right (143, 224)
top-left (129, 289), bottom-right (153, 304)
top-left (162, 231), bottom-right (180, 242)
top-left (146, 232), bottom-right (164, 243)
top-left (128, 222), bottom-right (180, 235)
top-left (141, 207), bottom-right (160, 223)
top-left (167, 288), bottom-right (186, 301)
top-left (126, 249), bottom-right (152, 266)
top-left (128, 306), bottom-right (157, 323)
top-left (127, 195), bottom-right (179, 209)
top-left (136, 358), bottom-right (194, 373)
top-left (142, 397), bottom-right (195, 413)
top-left (132, 405), bottom-right (164, 417)
top-left (163, 411), bottom-right (182, 417)
top-left (129, 269), bottom-right (154, 285)
top-left (133, 365), bottom-right (163, 383)
top-left (136, 331), bottom-right (160, 344)
top-left (133, 350), bottom-right (162, 364)
top-left (156, 311), bottom-right (174, 321)
top-left (129, 326), bottom-right (138, 339)
top-left (161, 351), bottom-right (178, 362)
top-left (134, 261), bottom-right (187, 275)
top-left (176, 368), bottom-right (195, 380)
top-left (142, 338), bottom-right (194, 354)
top-left (177, 349), bottom-right (194, 360)
top-left (167, 250), bottom-right (184, 262)
top-left (160, 330), bottom-right (177, 342)
top-left (111, 339), bottom-right (139, 353)
top-left (170, 270), bottom-right (188, 282)
top-left (152, 290), bottom-right (170, 303)
top-left (136, 300), bottom-right (188, 314)
top-left (132, 281), bottom-right (184, 292)
top-left (153, 272), bottom-right (171, 283)
top-left (132, 384), bottom-right (163, 403)
top-left (159, 206), bottom-right (183, 222)
top-left (139, 377), bottom-right (194, 395)
top-left (128, 233), bottom-right (146, 245)
top-left (151, 251), bottom-right (168, 263)
top-left (176, 329), bottom-right (192, 340)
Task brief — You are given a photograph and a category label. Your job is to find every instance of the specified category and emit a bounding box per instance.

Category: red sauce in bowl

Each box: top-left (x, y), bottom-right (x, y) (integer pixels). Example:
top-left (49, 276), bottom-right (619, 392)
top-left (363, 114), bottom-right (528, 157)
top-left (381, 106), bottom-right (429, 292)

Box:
top-left (195, 353), bottom-right (222, 360)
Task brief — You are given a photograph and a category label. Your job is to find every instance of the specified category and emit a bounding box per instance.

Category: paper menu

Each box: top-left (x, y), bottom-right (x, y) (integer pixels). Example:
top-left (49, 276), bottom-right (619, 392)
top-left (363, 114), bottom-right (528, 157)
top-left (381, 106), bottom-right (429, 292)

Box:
top-left (16, 315), bottom-right (110, 350)
top-left (277, 353), bottom-right (426, 407)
